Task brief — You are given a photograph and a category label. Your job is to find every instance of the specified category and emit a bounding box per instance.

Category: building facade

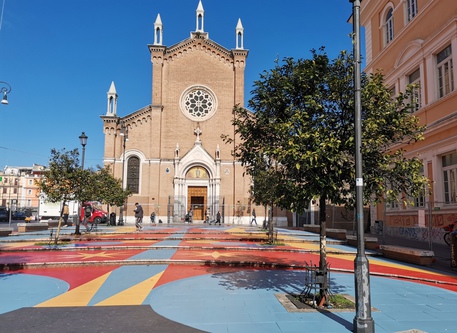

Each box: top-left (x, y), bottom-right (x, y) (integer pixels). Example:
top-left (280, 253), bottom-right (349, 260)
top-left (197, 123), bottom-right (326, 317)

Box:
top-left (101, 1), bottom-right (282, 224)
top-left (361, 0), bottom-right (457, 241)
top-left (0, 164), bottom-right (45, 216)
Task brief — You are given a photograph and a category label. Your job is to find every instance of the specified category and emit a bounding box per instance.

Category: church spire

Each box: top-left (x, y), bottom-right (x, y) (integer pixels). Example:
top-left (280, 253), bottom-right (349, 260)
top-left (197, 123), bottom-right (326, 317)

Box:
top-left (106, 81), bottom-right (117, 116)
top-left (154, 14), bottom-right (163, 46)
top-left (196, 0), bottom-right (204, 32)
top-left (235, 18), bottom-right (244, 50)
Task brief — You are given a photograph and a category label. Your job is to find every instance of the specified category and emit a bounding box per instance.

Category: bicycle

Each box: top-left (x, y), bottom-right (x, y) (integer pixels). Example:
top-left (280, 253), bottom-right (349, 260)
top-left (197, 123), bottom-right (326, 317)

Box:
top-left (443, 221), bottom-right (456, 246)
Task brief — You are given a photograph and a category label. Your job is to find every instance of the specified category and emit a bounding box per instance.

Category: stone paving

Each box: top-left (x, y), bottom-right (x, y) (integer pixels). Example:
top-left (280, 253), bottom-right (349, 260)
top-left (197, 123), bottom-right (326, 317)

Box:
top-left (1, 222), bottom-right (457, 332)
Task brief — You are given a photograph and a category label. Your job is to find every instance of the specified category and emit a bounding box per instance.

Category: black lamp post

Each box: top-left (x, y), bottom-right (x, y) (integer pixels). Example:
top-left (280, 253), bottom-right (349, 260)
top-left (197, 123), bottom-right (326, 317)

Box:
top-left (350, 1), bottom-right (374, 332)
top-left (118, 124), bottom-right (128, 225)
top-left (75, 132), bottom-right (88, 235)
top-left (79, 132), bottom-right (88, 170)
top-left (0, 81), bottom-right (12, 105)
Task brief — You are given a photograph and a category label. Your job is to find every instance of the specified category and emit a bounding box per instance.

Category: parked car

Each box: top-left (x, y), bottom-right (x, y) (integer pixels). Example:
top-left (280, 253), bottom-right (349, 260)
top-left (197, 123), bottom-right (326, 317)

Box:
top-left (0, 207), bottom-right (8, 222)
top-left (12, 211), bottom-right (26, 220)
top-left (80, 202), bottom-right (108, 225)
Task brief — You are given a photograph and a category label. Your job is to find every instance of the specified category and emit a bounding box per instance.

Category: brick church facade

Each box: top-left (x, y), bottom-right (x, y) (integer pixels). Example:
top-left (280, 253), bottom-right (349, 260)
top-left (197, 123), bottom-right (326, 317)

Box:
top-left (101, 1), bottom-right (275, 224)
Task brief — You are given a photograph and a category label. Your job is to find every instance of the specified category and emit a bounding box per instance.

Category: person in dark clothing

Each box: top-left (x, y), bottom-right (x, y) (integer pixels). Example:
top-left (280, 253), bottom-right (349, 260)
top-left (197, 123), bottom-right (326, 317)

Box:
top-left (150, 211), bottom-right (156, 224)
top-left (250, 208), bottom-right (257, 226)
top-left (134, 203), bottom-right (144, 231)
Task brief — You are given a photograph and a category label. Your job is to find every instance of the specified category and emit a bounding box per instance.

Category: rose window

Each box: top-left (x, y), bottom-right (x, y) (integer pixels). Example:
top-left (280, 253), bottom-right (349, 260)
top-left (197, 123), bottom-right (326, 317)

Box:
top-left (180, 86), bottom-right (217, 121)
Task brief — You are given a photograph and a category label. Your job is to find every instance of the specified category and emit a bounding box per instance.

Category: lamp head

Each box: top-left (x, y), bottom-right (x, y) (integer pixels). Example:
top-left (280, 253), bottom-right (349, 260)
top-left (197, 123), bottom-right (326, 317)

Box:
top-left (1, 92), bottom-right (8, 105)
top-left (79, 132), bottom-right (88, 147)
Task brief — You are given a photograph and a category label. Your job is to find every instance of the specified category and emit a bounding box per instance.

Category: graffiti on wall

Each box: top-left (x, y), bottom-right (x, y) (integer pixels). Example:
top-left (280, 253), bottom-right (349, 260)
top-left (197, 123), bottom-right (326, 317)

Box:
top-left (387, 211), bottom-right (457, 228)
top-left (388, 226), bottom-right (446, 244)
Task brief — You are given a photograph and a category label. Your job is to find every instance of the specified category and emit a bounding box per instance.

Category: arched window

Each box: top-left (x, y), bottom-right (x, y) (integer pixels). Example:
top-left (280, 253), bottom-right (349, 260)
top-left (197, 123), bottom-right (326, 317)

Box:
top-left (155, 27), bottom-right (162, 45)
top-left (126, 156), bottom-right (140, 194)
top-left (384, 8), bottom-right (394, 45)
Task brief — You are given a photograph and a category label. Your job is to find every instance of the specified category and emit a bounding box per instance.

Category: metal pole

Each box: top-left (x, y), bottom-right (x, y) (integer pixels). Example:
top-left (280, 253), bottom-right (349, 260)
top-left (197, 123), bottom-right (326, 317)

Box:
top-left (351, 1), bottom-right (374, 332)
top-left (76, 132), bottom-right (88, 235)
top-left (167, 195), bottom-right (171, 224)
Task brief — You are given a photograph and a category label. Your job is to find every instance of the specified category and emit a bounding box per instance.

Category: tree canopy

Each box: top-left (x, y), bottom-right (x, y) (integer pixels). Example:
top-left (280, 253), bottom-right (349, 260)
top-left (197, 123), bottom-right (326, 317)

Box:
top-left (36, 148), bottom-right (131, 237)
top-left (227, 48), bottom-right (428, 214)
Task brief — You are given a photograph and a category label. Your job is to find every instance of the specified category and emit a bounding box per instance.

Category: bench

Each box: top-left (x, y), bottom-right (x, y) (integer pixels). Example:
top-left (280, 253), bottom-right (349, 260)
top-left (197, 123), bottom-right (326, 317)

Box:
top-left (346, 235), bottom-right (379, 250)
top-left (0, 227), bottom-right (13, 237)
top-left (302, 225), bottom-right (320, 233)
top-left (17, 222), bottom-right (49, 232)
top-left (379, 245), bottom-right (434, 266)
top-left (327, 228), bottom-right (347, 240)
top-left (46, 220), bottom-right (73, 228)
top-left (302, 225), bottom-right (347, 240)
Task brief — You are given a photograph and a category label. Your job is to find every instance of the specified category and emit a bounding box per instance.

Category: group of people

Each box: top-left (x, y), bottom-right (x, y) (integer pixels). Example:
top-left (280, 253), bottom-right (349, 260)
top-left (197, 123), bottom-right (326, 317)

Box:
top-left (63, 202), bottom-right (262, 232)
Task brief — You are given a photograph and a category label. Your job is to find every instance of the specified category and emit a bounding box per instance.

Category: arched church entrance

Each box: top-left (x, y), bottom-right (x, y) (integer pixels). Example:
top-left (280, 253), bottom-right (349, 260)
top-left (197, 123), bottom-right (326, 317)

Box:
top-left (186, 166), bottom-right (209, 221)
top-left (188, 186), bottom-right (207, 220)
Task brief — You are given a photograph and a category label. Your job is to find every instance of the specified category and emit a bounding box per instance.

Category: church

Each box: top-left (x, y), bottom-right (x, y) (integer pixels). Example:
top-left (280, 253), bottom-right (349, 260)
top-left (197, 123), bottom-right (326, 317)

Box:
top-left (101, 1), bottom-right (281, 225)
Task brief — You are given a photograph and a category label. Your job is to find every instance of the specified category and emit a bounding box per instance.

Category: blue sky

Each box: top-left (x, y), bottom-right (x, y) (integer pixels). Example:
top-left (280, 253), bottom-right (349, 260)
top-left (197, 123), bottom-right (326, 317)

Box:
top-left (0, 0), bottom-right (361, 170)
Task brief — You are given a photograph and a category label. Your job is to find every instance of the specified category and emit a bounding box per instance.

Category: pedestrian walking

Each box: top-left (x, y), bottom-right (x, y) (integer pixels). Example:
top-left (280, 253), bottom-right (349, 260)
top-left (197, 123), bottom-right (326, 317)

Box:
top-left (250, 208), bottom-right (257, 226)
top-left (150, 211), bottom-right (156, 224)
top-left (216, 211), bottom-right (221, 225)
top-left (188, 209), bottom-right (193, 223)
top-left (83, 203), bottom-right (93, 231)
top-left (62, 204), bottom-right (70, 227)
top-left (134, 203), bottom-right (144, 231)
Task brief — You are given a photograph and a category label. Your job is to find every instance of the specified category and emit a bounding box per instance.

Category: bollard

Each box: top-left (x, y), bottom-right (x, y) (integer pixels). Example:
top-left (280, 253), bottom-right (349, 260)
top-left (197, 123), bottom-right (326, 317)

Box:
top-left (451, 231), bottom-right (457, 270)
top-left (110, 212), bottom-right (116, 226)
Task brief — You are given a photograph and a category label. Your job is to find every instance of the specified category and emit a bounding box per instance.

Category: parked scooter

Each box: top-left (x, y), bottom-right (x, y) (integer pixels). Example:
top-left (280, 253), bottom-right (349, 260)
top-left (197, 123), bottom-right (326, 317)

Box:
top-left (443, 221), bottom-right (456, 246)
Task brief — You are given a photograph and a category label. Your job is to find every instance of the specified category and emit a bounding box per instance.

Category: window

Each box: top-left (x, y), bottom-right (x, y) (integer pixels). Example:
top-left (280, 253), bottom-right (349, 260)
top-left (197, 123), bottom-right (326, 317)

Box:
top-left (408, 68), bottom-right (421, 112)
top-left (406, 0), bottom-right (418, 22)
top-left (437, 45), bottom-right (454, 98)
top-left (442, 152), bottom-right (457, 204)
top-left (413, 164), bottom-right (425, 207)
top-left (28, 179), bottom-right (33, 185)
top-left (385, 8), bottom-right (394, 45)
top-left (180, 85), bottom-right (217, 121)
top-left (27, 200), bottom-right (31, 207)
top-left (386, 181), bottom-right (399, 210)
top-left (27, 189), bottom-right (32, 195)
top-left (126, 156), bottom-right (140, 194)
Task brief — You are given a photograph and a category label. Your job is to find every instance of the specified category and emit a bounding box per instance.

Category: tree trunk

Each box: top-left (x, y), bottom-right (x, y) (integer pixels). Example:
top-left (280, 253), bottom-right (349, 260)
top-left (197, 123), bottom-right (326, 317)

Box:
top-left (54, 200), bottom-right (66, 245)
top-left (318, 195), bottom-right (328, 305)
top-left (268, 204), bottom-right (274, 243)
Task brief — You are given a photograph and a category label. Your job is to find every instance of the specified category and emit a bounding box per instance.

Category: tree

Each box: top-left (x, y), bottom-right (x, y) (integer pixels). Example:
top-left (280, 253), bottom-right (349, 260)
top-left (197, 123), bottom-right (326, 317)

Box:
top-left (36, 149), bottom-right (131, 239)
top-left (35, 148), bottom-right (85, 240)
top-left (226, 48), bottom-right (428, 303)
top-left (90, 166), bottom-right (131, 214)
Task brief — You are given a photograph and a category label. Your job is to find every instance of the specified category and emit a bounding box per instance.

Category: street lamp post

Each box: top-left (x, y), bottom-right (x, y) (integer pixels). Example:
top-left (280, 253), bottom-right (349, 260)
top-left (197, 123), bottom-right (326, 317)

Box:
top-left (350, 1), bottom-right (374, 332)
top-left (79, 132), bottom-right (88, 170)
top-left (0, 81), bottom-right (11, 105)
top-left (75, 132), bottom-right (88, 235)
top-left (118, 124), bottom-right (128, 225)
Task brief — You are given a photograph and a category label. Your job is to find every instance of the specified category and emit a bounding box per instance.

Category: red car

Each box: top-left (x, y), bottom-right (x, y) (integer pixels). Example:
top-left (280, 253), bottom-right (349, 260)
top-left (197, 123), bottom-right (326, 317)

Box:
top-left (80, 202), bottom-right (108, 225)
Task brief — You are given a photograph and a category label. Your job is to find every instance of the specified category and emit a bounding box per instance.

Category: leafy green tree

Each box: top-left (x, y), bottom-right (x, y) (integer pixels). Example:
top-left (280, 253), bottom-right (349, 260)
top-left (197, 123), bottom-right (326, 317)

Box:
top-left (35, 148), bottom-right (85, 240)
top-left (91, 166), bottom-right (131, 214)
top-left (36, 149), bottom-right (131, 239)
top-left (227, 48), bottom-right (428, 301)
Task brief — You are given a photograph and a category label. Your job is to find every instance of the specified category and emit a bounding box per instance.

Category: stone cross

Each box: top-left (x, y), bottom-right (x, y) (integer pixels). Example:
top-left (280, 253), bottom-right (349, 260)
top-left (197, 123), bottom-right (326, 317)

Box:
top-left (194, 126), bottom-right (202, 142)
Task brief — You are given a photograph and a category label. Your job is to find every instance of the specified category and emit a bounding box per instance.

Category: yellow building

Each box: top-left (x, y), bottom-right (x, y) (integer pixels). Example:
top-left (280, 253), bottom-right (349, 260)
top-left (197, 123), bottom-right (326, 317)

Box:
top-left (101, 1), bottom-right (284, 225)
top-left (361, 0), bottom-right (457, 241)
